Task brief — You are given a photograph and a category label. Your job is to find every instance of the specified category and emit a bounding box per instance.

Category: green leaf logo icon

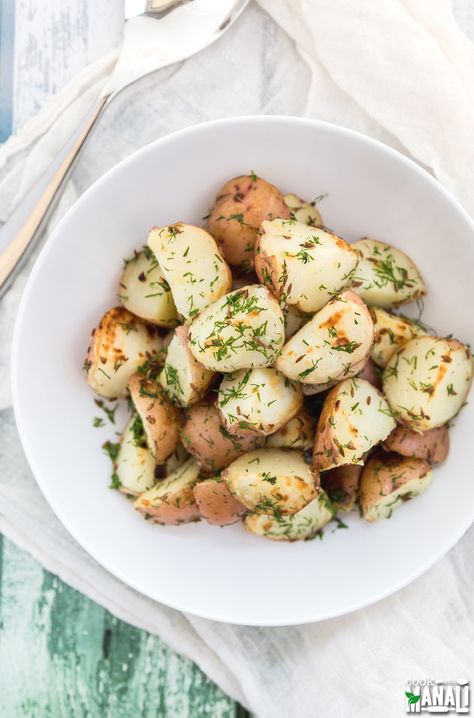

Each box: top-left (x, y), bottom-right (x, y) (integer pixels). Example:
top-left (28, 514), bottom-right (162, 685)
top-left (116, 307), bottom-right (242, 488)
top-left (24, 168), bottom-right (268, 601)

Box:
top-left (405, 691), bottom-right (421, 705)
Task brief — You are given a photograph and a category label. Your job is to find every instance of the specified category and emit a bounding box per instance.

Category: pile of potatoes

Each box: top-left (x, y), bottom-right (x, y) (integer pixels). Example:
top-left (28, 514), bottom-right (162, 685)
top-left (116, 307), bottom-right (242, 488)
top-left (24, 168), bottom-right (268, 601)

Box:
top-left (84, 174), bottom-right (473, 541)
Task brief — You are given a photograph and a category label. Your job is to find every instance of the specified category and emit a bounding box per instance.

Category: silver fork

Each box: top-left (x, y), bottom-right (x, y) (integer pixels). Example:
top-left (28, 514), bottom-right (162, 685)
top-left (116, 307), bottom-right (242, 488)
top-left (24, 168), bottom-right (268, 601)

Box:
top-left (0, 0), bottom-right (249, 296)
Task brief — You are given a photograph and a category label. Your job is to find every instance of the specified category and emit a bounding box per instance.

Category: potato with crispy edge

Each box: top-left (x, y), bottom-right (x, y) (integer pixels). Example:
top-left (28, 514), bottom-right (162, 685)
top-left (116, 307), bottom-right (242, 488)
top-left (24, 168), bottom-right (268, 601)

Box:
top-left (255, 218), bottom-right (358, 313)
top-left (207, 174), bottom-right (290, 271)
top-left (119, 248), bottom-right (178, 327)
top-left (193, 476), bottom-right (246, 526)
top-left (128, 371), bottom-right (180, 463)
top-left (244, 490), bottom-right (334, 541)
top-left (188, 285), bottom-right (285, 373)
top-left (370, 307), bottom-right (424, 367)
top-left (351, 238), bottom-right (426, 308)
top-left (284, 193), bottom-right (323, 227)
top-left (383, 424), bottom-right (449, 462)
top-left (223, 448), bottom-right (318, 517)
top-left (276, 290), bottom-right (373, 385)
top-left (159, 325), bottom-right (214, 407)
top-left (84, 307), bottom-right (162, 399)
top-left (134, 458), bottom-right (201, 525)
top-left (218, 368), bottom-right (303, 437)
top-left (147, 223), bottom-right (232, 321)
top-left (360, 452), bottom-right (432, 522)
top-left (115, 415), bottom-right (157, 496)
top-left (382, 335), bottom-right (473, 431)
top-left (320, 464), bottom-right (363, 512)
top-left (180, 402), bottom-right (264, 474)
top-left (267, 410), bottom-right (315, 449)
top-left (313, 378), bottom-right (396, 471)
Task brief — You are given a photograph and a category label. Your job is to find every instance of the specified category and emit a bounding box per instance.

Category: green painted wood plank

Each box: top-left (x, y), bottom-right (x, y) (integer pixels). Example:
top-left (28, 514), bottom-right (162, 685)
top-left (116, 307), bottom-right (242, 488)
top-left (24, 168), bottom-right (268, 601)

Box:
top-left (0, 534), bottom-right (248, 718)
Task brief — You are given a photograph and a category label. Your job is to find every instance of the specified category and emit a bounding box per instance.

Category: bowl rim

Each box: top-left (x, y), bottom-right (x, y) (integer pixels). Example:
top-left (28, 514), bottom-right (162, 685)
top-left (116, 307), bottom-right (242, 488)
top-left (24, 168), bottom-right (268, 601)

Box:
top-left (11, 115), bottom-right (474, 625)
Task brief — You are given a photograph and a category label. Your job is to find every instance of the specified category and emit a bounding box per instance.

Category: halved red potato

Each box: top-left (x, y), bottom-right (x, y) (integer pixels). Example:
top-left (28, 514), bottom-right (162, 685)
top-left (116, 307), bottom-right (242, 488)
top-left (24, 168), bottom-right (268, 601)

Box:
top-left (370, 307), bottom-right (424, 367)
top-left (383, 424), bottom-right (449, 462)
top-left (119, 248), bottom-right (178, 327)
top-left (147, 223), bottom-right (232, 321)
top-left (128, 372), bottom-right (180, 463)
top-left (283, 193), bottom-right (323, 227)
top-left (320, 464), bottom-right (363, 512)
top-left (115, 415), bottom-right (157, 496)
top-left (207, 174), bottom-right (290, 271)
top-left (312, 378), bottom-right (396, 471)
top-left (193, 477), bottom-right (246, 526)
top-left (84, 307), bottom-right (162, 399)
top-left (180, 402), bottom-right (264, 474)
top-left (351, 238), bottom-right (426, 308)
top-left (266, 410), bottom-right (315, 449)
top-left (188, 285), bottom-right (285, 372)
top-left (255, 218), bottom-right (358, 313)
top-left (223, 448), bottom-right (318, 516)
top-left (218, 368), bottom-right (303, 437)
top-left (159, 325), bottom-right (214, 407)
top-left (276, 290), bottom-right (373, 385)
top-left (382, 335), bottom-right (473, 430)
top-left (356, 357), bottom-right (382, 389)
top-left (244, 490), bottom-right (334, 541)
top-left (359, 452), bottom-right (432, 522)
top-left (134, 458), bottom-right (201, 525)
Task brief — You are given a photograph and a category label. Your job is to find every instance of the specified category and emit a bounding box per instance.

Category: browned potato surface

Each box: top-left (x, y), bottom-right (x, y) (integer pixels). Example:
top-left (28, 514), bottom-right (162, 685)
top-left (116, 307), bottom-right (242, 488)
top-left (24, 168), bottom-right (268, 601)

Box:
top-left (207, 175), bottom-right (290, 271)
top-left (193, 477), bottom-right (246, 526)
top-left (383, 425), bottom-right (449, 462)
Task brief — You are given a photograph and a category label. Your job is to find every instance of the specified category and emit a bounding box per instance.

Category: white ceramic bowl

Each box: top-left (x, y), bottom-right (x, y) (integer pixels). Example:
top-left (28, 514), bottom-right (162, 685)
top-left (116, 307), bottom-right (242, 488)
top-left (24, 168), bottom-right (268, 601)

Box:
top-left (12, 116), bottom-right (474, 626)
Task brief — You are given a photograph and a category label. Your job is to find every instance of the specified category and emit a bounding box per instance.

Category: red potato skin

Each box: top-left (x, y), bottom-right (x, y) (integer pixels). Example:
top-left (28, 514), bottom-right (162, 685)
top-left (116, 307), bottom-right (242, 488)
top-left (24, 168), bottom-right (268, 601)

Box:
top-left (320, 464), bottom-right (363, 512)
top-left (180, 403), bottom-right (264, 474)
top-left (193, 479), bottom-right (246, 526)
top-left (135, 486), bottom-right (200, 525)
top-left (207, 175), bottom-right (290, 271)
top-left (383, 425), bottom-right (449, 463)
top-left (356, 358), bottom-right (382, 389)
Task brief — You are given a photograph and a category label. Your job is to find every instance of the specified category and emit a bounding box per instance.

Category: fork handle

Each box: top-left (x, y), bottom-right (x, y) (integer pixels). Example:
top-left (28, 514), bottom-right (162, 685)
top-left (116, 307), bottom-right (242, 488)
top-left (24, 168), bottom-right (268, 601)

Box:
top-left (0, 94), bottom-right (110, 297)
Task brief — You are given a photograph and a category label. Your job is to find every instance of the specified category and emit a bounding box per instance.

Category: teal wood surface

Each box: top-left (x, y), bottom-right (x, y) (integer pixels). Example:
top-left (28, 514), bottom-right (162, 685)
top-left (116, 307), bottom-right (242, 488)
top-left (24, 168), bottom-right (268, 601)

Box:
top-left (0, 535), bottom-right (247, 718)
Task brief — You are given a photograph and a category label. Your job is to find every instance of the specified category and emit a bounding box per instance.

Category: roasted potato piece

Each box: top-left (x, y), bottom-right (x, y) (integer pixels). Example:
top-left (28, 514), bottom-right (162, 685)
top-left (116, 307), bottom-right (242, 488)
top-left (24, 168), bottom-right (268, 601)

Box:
top-left (188, 285), bottom-right (285, 372)
top-left (128, 372), bottom-right (180, 463)
top-left (207, 174), bottom-right (290, 271)
top-left (351, 238), bottom-right (426, 308)
top-left (180, 402), bottom-right (264, 474)
top-left (313, 378), bottom-right (397, 471)
top-left (159, 325), bottom-right (214, 407)
top-left (218, 368), bottom-right (303, 437)
top-left (119, 248), bottom-right (178, 327)
top-left (370, 307), bottom-right (424, 367)
top-left (134, 458), bottom-right (201, 525)
top-left (360, 452), bottom-right (432, 522)
top-left (320, 464), bottom-right (363, 512)
top-left (255, 218), bottom-right (358, 313)
top-left (283, 304), bottom-right (308, 339)
top-left (284, 193), bottom-right (323, 227)
top-left (223, 448), bottom-right (318, 516)
top-left (383, 424), bottom-right (449, 462)
top-left (276, 290), bottom-right (373, 384)
top-left (244, 490), bottom-right (334, 541)
top-left (115, 415), bottom-right (157, 496)
top-left (193, 477), bottom-right (246, 526)
top-left (84, 307), bottom-right (162, 399)
top-left (266, 410), bottom-right (315, 449)
top-left (382, 335), bottom-right (473, 430)
top-left (147, 223), bottom-right (232, 321)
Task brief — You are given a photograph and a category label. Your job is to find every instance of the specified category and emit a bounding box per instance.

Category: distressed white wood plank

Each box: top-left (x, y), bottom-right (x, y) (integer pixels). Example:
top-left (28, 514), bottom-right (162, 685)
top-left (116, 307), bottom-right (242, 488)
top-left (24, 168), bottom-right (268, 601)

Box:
top-left (12, 0), bottom-right (123, 131)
